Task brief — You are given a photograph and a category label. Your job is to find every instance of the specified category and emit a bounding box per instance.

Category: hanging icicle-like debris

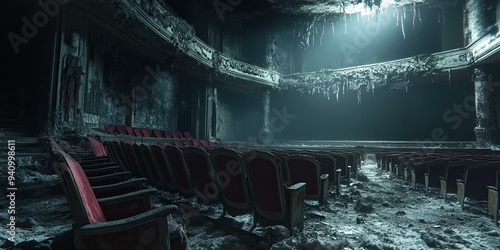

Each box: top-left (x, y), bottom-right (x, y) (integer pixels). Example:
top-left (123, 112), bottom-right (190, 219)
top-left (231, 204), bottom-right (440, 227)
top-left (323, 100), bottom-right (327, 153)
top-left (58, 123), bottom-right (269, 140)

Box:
top-left (418, 6), bottom-right (422, 23)
top-left (320, 18), bottom-right (325, 45)
top-left (412, 2), bottom-right (416, 30)
top-left (357, 89), bottom-right (362, 104)
top-left (279, 53), bottom-right (441, 102)
top-left (396, 8), bottom-right (399, 27)
top-left (401, 14), bottom-right (406, 39)
top-left (448, 69), bottom-right (452, 85)
top-left (331, 21), bottom-right (335, 37)
top-left (344, 12), bottom-right (347, 34)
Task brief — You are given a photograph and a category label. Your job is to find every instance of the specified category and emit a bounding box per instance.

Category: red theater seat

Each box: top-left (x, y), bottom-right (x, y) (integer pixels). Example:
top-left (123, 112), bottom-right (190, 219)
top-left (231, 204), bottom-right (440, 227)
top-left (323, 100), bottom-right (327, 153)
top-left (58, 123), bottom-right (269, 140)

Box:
top-left (209, 148), bottom-right (252, 217)
top-left (50, 147), bottom-right (178, 250)
top-left (287, 155), bottom-right (329, 204)
top-left (183, 147), bottom-right (219, 204)
top-left (243, 150), bottom-right (306, 235)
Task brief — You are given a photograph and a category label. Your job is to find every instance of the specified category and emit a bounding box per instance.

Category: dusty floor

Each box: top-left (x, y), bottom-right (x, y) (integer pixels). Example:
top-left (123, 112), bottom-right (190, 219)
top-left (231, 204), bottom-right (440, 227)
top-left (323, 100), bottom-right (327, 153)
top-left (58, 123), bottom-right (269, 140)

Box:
top-left (2, 155), bottom-right (500, 249)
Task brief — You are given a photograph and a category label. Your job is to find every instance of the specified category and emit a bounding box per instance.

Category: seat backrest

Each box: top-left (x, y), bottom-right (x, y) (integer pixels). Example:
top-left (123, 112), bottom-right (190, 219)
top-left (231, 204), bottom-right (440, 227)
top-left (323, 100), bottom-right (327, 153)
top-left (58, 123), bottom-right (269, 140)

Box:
top-left (150, 145), bottom-right (177, 191)
top-left (244, 150), bottom-right (287, 220)
top-left (124, 143), bottom-right (146, 178)
top-left (139, 144), bottom-right (164, 187)
top-left (200, 140), bottom-right (210, 146)
top-left (49, 141), bottom-right (106, 225)
top-left (87, 137), bottom-right (107, 157)
top-left (313, 154), bottom-right (336, 182)
top-left (133, 128), bottom-right (144, 137)
top-left (171, 132), bottom-right (180, 139)
top-left (174, 140), bottom-right (184, 147)
top-left (164, 145), bottom-right (193, 196)
top-left (330, 153), bottom-right (347, 172)
top-left (164, 131), bottom-right (173, 138)
top-left (126, 126), bottom-right (134, 136)
top-left (183, 140), bottom-right (193, 146)
top-left (210, 148), bottom-right (251, 213)
top-left (102, 141), bottom-right (119, 165)
top-left (287, 155), bottom-right (321, 196)
top-left (104, 124), bottom-right (116, 134)
top-left (59, 152), bottom-right (107, 224)
top-left (114, 141), bottom-right (132, 172)
top-left (116, 125), bottom-right (127, 135)
top-left (133, 144), bottom-right (154, 182)
top-left (153, 129), bottom-right (165, 138)
top-left (142, 129), bottom-right (152, 137)
top-left (183, 147), bottom-right (218, 203)
top-left (183, 132), bottom-right (193, 138)
top-left (193, 139), bottom-right (202, 147)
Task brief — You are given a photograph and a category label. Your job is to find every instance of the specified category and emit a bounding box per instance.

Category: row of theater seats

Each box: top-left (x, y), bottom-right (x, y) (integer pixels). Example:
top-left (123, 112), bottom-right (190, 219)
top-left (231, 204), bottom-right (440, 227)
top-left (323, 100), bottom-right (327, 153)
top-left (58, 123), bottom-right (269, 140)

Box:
top-left (104, 124), bottom-right (191, 139)
top-left (375, 148), bottom-right (500, 226)
top-left (49, 138), bottom-right (186, 250)
top-left (60, 136), bottom-right (362, 237)
top-left (103, 124), bottom-right (222, 147)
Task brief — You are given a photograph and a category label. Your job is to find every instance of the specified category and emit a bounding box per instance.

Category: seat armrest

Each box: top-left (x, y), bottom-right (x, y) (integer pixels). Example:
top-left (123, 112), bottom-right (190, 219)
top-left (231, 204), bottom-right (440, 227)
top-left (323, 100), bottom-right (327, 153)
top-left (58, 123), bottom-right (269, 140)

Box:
top-left (320, 174), bottom-right (329, 181)
top-left (74, 205), bottom-right (178, 250)
top-left (75, 157), bottom-right (111, 165)
top-left (487, 186), bottom-right (498, 191)
top-left (88, 172), bottom-right (131, 186)
top-left (320, 174), bottom-right (329, 204)
top-left (92, 178), bottom-right (147, 198)
top-left (285, 182), bottom-right (306, 235)
top-left (97, 189), bottom-right (158, 220)
top-left (84, 166), bottom-right (122, 177)
top-left (82, 162), bottom-right (120, 169)
top-left (335, 169), bottom-right (342, 197)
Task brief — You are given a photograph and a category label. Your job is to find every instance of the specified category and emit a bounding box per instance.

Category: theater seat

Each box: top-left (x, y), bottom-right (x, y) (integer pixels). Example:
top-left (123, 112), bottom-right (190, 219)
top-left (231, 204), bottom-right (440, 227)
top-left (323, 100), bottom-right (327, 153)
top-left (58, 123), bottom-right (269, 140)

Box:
top-left (209, 148), bottom-right (252, 217)
top-left (51, 148), bottom-right (179, 250)
top-left (243, 150), bottom-right (306, 235)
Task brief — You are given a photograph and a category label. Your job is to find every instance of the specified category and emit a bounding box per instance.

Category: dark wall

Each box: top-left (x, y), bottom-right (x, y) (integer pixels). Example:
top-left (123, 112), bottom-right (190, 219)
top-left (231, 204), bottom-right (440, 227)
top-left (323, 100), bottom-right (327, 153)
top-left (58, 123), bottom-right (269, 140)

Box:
top-left (216, 86), bottom-right (263, 142)
top-left (271, 77), bottom-right (476, 141)
top-left (1, 0), bottom-right (55, 131)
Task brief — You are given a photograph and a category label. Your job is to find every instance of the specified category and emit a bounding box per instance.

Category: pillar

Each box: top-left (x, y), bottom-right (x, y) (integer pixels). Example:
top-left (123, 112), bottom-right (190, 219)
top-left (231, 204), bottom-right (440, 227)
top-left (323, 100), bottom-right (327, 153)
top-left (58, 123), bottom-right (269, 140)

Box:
top-left (465, 0), bottom-right (494, 44)
top-left (474, 68), bottom-right (499, 147)
top-left (466, 0), bottom-right (500, 147)
top-left (260, 89), bottom-right (273, 144)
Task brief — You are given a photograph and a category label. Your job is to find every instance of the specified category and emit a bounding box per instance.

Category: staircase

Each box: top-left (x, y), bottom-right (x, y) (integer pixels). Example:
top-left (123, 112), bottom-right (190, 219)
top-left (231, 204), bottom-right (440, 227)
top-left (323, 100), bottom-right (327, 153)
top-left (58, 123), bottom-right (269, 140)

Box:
top-left (0, 117), bottom-right (47, 166)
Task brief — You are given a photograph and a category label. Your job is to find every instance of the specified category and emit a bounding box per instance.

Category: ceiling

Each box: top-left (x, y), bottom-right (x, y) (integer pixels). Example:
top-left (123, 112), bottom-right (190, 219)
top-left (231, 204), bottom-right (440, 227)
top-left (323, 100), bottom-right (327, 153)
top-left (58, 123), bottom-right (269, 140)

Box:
top-left (166, 0), bottom-right (460, 23)
top-left (265, 0), bottom-right (460, 15)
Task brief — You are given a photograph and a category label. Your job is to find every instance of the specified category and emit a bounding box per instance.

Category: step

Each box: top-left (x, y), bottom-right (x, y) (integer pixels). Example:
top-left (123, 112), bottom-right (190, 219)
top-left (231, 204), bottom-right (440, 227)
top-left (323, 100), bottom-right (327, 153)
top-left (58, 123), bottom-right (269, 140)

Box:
top-left (0, 131), bottom-right (38, 137)
top-left (0, 123), bottom-right (28, 130)
top-left (0, 146), bottom-right (47, 154)
top-left (0, 137), bottom-right (40, 144)
top-left (0, 152), bottom-right (48, 163)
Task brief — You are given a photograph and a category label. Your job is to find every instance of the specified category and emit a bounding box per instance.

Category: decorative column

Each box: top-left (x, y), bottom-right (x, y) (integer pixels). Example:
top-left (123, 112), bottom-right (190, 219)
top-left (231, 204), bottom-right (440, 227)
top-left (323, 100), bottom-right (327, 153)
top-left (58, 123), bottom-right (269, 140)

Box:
top-left (466, 0), bottom-right (491, 43)
top-left (466, 0), bottom-right (500, 147)
top-left (260, 89), bottom-right (273, 144)
top-left (474, 68), bottom-right (499, 147)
